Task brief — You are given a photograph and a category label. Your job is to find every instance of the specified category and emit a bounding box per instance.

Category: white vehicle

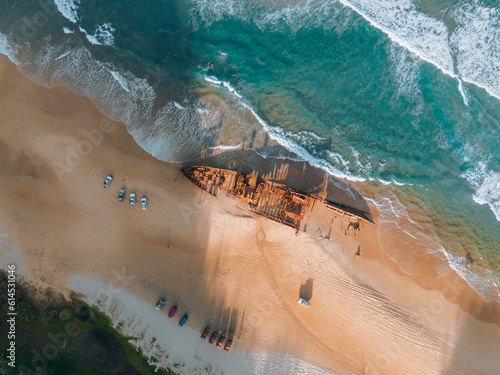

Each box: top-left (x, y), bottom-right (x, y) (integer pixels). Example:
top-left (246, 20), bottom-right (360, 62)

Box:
top-left (298, 297), bottom-right (310, 307)
top-left (129, 192), bottom-right (136, 206)
top-left (141, 196), bottom-right (148, 210)
top-left (155, 299), bottom-right (165, 311)
top-left (103, 175), bottom-right (113, 188)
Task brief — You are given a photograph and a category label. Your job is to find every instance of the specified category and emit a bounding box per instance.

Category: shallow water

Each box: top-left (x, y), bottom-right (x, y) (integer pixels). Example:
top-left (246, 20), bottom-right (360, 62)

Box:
top-left (0, 0), bottom-right (498, 297)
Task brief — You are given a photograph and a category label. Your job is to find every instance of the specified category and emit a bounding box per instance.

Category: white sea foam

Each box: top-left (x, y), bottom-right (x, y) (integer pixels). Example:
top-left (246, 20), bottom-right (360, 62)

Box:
top-left (55, 50), bottom-right (71, 60)
top-left (326, 150), bottom-right (350, 170)
top-left (334, 0), bottom-right (500, 104)
top-left (190, 0), bottom-right (349, 32)
top-left (0, 32), bottom-right (18, 63)
top-left (201, 75), bottom-right (418, 186)
top-left (202, 74), bottom-right (364, 180)
top-left (459, 142), bottom-right (500, 222)
top-left (343, 0), bottom-right (500, 103)
top-left (54, 0), bottom-right (80, 23)
top-left (109, 70), bottom-right (130, 93)
top-left (205, 75), bottom-right (243, 98)
top-left (209, 143), bottom-right (242, 151)
top-left (191, 0), bottom-right (454, 77)
top-left (79, 26), bottom-right (99, 45)
top-left (79, 23), bottom-right (115, 46)
top-left (368, 195), bottom-right (444, 275)
top-left (471, 171), bottom-right (500, 222)
top-left (440, 248), bottom-right (500, 299)
top-left (378, 179), bottom-right (391, 186)
top-left (203, 74), bottom-right (361, 181)
top-left (373, 178), bottom-right (409, 187)
top-left (340, 0), bottom-right (454, 72)
top-left (239, 101), bottom-right (365, 182)
top-left (55, 0), bottom-right (115, 46)
top-left (388, 43), bottom-right (425, 115)
top-left (94, 23), bottom-right (115, 46)
top-left (350, 146), bottom-right (372, 175)
top-left (21, 42), bottom-right (158, 161)
top-left (367, 192), bottom-right (500, 300)
top-left (457, 79), bottom-right (469, 106)
top-left (191, 0), bottom-right (500, 104)
top-left (174, 101), bottom-right (185, 110)
top-left (450, 2), bottom-right (500, 100)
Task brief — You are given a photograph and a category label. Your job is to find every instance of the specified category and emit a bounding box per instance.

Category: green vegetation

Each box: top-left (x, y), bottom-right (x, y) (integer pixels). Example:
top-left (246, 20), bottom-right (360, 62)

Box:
top-left (0, 271), bottom-right (176, 375)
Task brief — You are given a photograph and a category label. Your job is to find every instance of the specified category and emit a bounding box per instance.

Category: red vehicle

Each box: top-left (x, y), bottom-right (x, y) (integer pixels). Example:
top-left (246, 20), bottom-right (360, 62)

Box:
top-left (201, 327), bottom-right (210, 340)
top-left (216, 335), bottom-right (226, 348)
top-left (223, 339), bottom-right (233, 352)
top-left (168, 306), bottom-right (177, 318)
top-left (208, 332), bottom-right (218, 344)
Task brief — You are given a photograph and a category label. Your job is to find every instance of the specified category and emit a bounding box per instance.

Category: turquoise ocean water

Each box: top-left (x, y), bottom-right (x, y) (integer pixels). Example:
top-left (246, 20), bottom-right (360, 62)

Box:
top-left (0, 0), bottom-right (499, 298)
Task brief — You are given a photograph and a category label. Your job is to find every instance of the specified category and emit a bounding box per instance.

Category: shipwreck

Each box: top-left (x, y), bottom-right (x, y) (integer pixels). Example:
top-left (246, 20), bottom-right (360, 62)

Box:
top-left (182, 166), bottom-right (373, 232)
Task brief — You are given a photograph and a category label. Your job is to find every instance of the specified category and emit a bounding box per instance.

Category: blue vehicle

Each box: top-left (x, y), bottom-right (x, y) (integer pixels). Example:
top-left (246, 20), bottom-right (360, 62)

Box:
top-left (179, 314), bottom-right (188, 327)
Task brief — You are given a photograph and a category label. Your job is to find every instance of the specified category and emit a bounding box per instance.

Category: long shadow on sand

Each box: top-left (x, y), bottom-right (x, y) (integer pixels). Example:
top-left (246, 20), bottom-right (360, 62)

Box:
top-left (299, 278), bottom-right (314, 302)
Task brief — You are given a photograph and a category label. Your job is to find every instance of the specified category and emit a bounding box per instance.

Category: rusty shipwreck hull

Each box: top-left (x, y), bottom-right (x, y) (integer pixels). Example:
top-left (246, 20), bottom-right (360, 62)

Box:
top-left (181, 166), bottom-right (374, 231)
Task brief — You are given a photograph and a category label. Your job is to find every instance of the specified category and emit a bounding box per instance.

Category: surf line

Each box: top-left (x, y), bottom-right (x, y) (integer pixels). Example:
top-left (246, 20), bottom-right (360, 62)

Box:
top-left (335, 0), bottom-right (499, 105)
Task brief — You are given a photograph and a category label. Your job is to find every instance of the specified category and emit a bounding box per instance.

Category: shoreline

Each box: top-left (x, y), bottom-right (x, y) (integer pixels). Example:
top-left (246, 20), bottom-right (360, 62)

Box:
top-left (1, 54), bottom-right (500, 374)
top-left (1, 36), bottom-right (499, 298)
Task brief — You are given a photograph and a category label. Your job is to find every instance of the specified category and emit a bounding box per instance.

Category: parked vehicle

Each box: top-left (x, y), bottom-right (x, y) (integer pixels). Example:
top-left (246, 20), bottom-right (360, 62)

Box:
top-left (103, 175), bottom-right (113, 188)
top-left (208, 332), bottom-right (218, 344)
top-left (129, 192), bottom-right (136, 206)
top-left (201, 327), bottom-right (210, 340)
top-left (179, 314), bottom-right (188, 327)
top-left (298, 297), bottom-right (311, 307)
top-left (216, 335), bottom-right (226, 348)
top-left (168, 306), bottom-right (177, 318)
top-left (118, 188), bottom-right (125, 201)
top-left (223, 339), bottom-right (233, 352)
top-left (155, 299), bottom-right (165, 311)
top-left (141, 196), bottom-right (148, 210)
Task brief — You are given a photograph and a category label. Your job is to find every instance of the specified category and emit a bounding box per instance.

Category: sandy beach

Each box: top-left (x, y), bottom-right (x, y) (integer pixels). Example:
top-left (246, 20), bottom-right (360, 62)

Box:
top-left (1, 54), bottom-right (500, 374)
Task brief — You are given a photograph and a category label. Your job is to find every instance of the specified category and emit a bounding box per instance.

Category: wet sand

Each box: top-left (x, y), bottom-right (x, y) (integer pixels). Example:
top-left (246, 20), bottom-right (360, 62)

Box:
top-left (1, 54), bottom-right (499, 375)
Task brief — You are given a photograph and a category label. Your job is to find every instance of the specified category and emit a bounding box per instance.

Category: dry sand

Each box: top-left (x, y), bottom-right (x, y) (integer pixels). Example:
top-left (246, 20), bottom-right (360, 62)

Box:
top-left (1, 54), bottom-right (500, 375)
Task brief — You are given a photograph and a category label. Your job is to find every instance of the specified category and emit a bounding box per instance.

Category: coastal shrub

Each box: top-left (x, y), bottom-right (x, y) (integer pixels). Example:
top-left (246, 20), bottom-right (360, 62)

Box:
top-left (41, 309), bottom-right (58, 324)
top-left (58, 308), bottom-right (72, 321)
top-left (17, 300), bottom-right (39, 322)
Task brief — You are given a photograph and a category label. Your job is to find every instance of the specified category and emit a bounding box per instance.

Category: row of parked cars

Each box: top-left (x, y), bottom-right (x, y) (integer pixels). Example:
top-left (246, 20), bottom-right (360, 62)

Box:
top-left (156, 299), bottom-right (188, 326)
top-left (155, 299), bottom-right (233, 352)
top-left (202, 327), bottom-right (233, 352)
top-left (103, 175), bottom-right (147, 210)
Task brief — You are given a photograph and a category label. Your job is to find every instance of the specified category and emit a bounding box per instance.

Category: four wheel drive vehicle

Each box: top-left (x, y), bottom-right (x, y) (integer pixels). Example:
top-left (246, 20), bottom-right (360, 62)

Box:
top-left (208, 332), bottom-right (218, 344)
top-left (103, 175), bottom-right (113, 188)
top-left (155, 299), bottom-right (165, 311)
top-left (179, 314), bottom-right (188, 327)
top-left (129, 192), bottom-right (136, 206)
top-left (118, 188), bottom-right (125, 201)
top-left (141, 196), bottom-right (148, 210)
top-left (298, 297), bottom-right (311, 307)
top-left (223, 339), bottom-right (233, 352)
top-left (201, 327), bottom-right (210, 340)
top-left (216, 335), bottom-right (226, 348)
top-left (168, 306), bottom-right (177, 318)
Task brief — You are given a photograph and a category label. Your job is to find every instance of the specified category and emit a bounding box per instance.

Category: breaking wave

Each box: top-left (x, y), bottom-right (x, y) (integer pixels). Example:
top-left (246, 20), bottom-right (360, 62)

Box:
top-left (53, 0), bottom-right (80, 23)
top-left (79, 23), bottom-right (115, 46)
top-left (190, 0), bottom-right (500, 101)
